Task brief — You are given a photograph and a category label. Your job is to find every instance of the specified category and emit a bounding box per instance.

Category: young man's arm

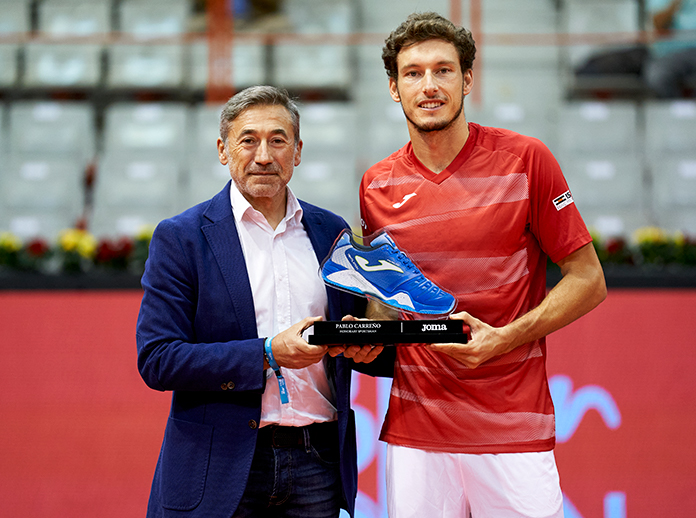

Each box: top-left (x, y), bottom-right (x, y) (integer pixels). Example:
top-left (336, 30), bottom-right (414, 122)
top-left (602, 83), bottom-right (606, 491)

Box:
top-left (428, 242), bottom-right (607, 368)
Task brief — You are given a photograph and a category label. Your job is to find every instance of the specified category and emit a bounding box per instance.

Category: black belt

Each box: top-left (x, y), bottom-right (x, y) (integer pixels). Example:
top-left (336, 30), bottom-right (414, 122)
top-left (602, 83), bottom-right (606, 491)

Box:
top-left (257, 420), bottom-right (338, 449)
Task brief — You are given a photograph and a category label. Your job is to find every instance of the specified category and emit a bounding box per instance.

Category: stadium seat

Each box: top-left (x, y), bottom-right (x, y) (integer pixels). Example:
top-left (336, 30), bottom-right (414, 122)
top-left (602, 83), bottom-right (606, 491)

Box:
top-left (8, 101), bottom-right (96, 166)
top-left (356, 0), bottom-right (451, 34)
top-left (482, 0), bottom-right (558, 35)
top-left (557, 101), bottom-right (639, 154)
top-left (118, 0), bottom-right (191, 38)
top-left (0, 210), bottom-right (81, 241)
top-left (274, 43), bottom-right (351, 89)
top-left (297, 102), bottom-right (357, 155)
top-left (189, 102), bottom-right (224, 155)
top-left (102, 102), bottom-right (189, 157)
top-left (563, 0), bottom-right (640, 35)
top-left (558, 152), bottom-right (645, 209)
top-left (182, 103), bottom-right (229, 208)
top-left (92, 102), bottom-right (190, 235)
top-left (106, 0), bottom-right (190, 89)
top-left (357, 98), bottom-right (410, 168)
top-left (650, 153), bottom-right (696, 216)
top-left (38, 0), bottom-right (111, 37)
top-left (106, 43), bottom-right (185, 89)
top-left (562, 0), bottom-right (643, 94)
top-left (467, 102), bottom-right (559, 153)
top-left (0, 0), bottom-right (31, 35)
top-left (91, 151), bottom-right (183, 237)
top-left (24, 43), bottom-right (102, 88)
top-left (0, 44), bottom-right (19, 87)
top-left (188, 39), bottom-right (265, 91)
top-left (0, 103), bottom-right (5, 158)
top-left (284, 0), bottom-right (352, 34)
top-left (645, 100), bottom-right (696, 154)
top-left (0, 0), bottom-right (25, 88)
top-left (184, 152), bottom-right (231, 209)
top-left (579, 208), bottom-right (650, 239)
top-left (290, 158), bottom-right (360, 226)
top-left (0, 157), bottom-right (85, 239)
top-left (287, 102), bottom-right (360, 223)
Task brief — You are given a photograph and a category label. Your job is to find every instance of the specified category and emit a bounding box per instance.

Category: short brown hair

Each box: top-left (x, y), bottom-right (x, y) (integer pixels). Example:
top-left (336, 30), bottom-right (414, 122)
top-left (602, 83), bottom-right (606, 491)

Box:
top-left (382, 12), bottom-right (476, 80)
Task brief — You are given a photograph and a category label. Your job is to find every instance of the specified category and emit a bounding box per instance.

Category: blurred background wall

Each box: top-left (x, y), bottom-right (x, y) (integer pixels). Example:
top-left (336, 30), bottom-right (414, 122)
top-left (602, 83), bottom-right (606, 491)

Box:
top-left (1, 0), bottom-right (695, 243)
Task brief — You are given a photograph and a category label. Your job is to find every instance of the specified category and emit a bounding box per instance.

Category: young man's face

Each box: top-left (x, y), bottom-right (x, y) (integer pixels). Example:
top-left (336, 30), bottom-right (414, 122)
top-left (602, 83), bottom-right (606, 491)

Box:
top-left (389, 38), bottom-right (473, 134)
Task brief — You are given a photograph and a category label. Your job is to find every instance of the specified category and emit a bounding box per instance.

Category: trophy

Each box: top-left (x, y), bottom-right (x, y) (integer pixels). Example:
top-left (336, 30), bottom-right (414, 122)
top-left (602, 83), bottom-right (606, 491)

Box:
top-left (309, 230), bottom-right (468, 345)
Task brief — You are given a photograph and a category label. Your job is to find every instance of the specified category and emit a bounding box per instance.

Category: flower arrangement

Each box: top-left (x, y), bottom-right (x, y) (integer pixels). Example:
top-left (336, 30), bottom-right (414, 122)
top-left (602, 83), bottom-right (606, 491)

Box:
top-left (1, 225), bottom-right (695, 276)
top-left (0, 226), bottom-right (155, 275)
top-left (58, 228), bottom-right (98, 272)
top-left (0, 232), bottom-right (53, 271)
top-left (591, 226), bottom-right (696, 268)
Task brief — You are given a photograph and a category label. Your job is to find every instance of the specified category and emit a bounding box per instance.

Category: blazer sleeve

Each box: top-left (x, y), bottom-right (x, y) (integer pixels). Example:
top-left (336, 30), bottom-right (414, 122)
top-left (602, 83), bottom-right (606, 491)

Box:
top-left (136, 217), bottom-right (267, 394)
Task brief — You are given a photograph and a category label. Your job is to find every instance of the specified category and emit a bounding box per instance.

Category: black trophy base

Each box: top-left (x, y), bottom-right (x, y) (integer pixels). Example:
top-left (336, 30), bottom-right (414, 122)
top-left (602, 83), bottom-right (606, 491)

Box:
top-left (309, 320), bottom-right (469, 345)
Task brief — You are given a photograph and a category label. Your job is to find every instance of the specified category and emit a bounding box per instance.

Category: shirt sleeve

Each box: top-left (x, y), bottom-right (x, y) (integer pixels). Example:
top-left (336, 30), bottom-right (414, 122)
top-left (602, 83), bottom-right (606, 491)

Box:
top-left (527, 138), bottom-right (593, 264)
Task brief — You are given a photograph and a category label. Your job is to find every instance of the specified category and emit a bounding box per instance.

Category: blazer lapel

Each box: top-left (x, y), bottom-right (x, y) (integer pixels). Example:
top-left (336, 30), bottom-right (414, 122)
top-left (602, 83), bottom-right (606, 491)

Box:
top-left (300, 202), bottom-right (331, 265)
top-left (201, 182), bottom-right (258, 339)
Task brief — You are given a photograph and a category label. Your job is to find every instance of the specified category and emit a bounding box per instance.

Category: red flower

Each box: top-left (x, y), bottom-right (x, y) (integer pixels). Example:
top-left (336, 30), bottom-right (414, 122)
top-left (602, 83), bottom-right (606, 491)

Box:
top-left (26, 238), bottom-right (50, 258)
top-left (605, 238), bottom-right (626, 255)
top-left (95, 237), bottom-right (135, 265)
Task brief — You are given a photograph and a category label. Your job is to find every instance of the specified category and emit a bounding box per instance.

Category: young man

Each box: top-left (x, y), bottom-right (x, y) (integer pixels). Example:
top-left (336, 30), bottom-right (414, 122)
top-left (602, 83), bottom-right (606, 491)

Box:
top-left (359, 12), bottom-right (607, 518)
top-left (136, 85), bottom-right (384, 518)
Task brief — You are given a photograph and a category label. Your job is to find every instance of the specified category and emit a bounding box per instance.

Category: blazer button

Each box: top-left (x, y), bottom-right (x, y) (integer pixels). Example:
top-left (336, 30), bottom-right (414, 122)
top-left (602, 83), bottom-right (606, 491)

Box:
top-left (221, 382), bottom-right (228, 390)
top-left (248, 420), bottom-right (258, 429)
top-left (227, 381), bottom-right (235, 390)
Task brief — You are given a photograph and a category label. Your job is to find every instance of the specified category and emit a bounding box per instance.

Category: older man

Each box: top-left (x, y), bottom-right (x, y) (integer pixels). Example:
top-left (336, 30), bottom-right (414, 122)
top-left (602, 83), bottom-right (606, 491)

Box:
top-left (136, 85), bottom-right (386, 518)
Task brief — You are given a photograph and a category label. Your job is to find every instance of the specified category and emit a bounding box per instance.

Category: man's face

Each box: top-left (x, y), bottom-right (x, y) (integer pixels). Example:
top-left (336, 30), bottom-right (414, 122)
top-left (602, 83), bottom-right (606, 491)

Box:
top-left (217, 104), bottom-right (302, 205)
top-left (389, 39), bottom-right (473, 134)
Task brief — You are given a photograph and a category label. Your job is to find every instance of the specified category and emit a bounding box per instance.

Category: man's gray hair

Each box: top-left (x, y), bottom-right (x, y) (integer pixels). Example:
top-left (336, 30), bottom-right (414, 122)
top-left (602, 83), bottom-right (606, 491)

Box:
top-left (219, 85), bottom-right (301, 145)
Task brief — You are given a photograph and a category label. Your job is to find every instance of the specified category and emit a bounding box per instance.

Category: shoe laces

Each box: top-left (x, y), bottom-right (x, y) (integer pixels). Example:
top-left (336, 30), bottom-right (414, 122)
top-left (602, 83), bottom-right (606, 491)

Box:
top-left (387, 246), bottom-right (439, 293)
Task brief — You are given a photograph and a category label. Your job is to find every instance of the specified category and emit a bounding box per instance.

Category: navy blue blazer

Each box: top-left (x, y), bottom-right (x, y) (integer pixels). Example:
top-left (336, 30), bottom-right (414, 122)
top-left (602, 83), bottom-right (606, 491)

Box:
top-left (136, 182), bottom-right (371, 517)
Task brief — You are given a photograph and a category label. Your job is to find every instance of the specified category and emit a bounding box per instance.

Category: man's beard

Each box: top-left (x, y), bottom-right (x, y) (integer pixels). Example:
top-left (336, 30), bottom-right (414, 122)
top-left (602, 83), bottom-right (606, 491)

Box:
top-left (401, 94), bottom-right (465, 134)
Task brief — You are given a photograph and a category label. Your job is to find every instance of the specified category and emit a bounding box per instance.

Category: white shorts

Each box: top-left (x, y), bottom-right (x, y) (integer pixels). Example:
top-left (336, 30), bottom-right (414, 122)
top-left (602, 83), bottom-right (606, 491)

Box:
top-left (386, 444), bottom-right (564, 518)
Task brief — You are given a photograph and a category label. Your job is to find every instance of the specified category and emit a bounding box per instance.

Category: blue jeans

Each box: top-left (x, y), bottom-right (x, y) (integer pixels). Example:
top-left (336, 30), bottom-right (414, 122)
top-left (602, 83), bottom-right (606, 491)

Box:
top-left (233, 427), bottom-right (342, 518)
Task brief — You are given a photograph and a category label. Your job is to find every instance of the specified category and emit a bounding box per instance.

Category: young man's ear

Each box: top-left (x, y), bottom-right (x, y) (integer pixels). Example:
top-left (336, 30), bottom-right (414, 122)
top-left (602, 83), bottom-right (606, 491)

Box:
top-left (462, 68), bottom-right (474, 96)
top-left (389, 77), bottom-right (401, 103)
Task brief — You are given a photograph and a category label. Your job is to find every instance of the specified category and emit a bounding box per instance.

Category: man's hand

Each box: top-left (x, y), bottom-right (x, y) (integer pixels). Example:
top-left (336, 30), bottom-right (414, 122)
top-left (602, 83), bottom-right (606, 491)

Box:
top-left (426, 311), bottom-right (512, 369)
top-left (271, 316), bottom-right (329, 369)
top-left (428, 242), bottom-right (606, 369)
top-left (326, 314), bottom-right (385, 363)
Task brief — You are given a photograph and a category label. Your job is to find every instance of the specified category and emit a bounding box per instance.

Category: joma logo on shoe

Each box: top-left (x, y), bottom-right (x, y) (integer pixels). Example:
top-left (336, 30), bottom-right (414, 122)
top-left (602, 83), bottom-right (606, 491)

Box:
top-left (355, 256), bottom-right (404, 273)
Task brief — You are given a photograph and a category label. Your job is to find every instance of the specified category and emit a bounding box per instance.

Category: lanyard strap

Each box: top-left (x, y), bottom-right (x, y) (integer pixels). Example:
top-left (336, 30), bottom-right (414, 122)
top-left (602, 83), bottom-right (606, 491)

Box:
top-left (264, 336), bottom-right (289, 404)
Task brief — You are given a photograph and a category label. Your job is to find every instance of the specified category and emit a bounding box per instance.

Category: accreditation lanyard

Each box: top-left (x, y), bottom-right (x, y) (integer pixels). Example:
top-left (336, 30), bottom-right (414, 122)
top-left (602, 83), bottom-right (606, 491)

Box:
top-left (264, 336), bottom-right (289, 404)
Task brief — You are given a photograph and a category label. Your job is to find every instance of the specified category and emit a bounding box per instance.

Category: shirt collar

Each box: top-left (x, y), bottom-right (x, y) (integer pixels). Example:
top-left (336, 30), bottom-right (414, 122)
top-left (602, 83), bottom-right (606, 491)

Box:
top-left (229, 181), bottom-right (304, 228)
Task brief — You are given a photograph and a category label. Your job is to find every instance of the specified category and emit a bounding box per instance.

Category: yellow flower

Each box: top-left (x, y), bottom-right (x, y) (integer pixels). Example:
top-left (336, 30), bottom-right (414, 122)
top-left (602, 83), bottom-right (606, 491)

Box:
top-left (0, 232), bottom-right (22, 252)
top-left (135, 224), bottom-right (156, 242)
top-left (58, 228), bottom-right (97, 258)
top-left (633, 226), bottom-right (670, 245)
top-left (77, 233), bottom-right (97, 258)
top-left (59, 228), bottom-right (81, 252)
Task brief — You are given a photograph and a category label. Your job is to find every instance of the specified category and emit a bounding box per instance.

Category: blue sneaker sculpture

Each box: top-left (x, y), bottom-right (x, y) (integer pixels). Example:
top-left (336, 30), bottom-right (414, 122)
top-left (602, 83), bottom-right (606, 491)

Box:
top-left (321, 230), bottom-right (456, 316)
